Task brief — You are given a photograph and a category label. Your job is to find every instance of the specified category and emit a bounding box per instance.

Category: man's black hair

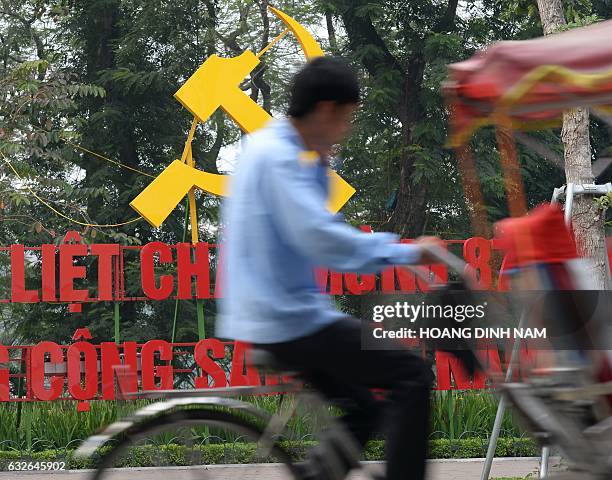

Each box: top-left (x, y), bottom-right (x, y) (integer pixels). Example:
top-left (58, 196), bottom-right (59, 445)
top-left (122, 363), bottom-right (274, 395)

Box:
top-left (287, 57), bottom-right (360, 118)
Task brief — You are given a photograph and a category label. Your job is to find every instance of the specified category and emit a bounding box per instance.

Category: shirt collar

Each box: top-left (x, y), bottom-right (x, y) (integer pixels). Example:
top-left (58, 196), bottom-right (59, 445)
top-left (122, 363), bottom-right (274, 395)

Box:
top-left (276, 117), bottom-right (306, 150)
top-left (276, 118), bottom-right (330, 166)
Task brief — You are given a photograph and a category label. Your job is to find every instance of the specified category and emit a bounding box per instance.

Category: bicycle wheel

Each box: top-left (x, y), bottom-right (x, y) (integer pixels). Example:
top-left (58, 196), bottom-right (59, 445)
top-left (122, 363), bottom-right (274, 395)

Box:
top-left (86, 407), bottom-right (301, 480)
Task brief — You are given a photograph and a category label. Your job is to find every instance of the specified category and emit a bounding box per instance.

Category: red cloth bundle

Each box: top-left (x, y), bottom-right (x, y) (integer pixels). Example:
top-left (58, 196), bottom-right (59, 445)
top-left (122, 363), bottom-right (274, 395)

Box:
top-left (494, 203), bottom-right (578, 269)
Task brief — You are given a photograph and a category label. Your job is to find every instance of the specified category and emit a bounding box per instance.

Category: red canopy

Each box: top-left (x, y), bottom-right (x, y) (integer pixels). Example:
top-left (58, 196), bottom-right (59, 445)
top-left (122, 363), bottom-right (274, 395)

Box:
top-left (444, 20), bottom-right (612, 146)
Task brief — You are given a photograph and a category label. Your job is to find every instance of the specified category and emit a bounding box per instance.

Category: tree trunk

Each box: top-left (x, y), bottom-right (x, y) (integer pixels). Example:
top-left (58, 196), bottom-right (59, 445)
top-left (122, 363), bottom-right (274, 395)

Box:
top-left (325, 11), bottom-right (338, 54)
top-left (536, 0), bottom-right (610, 289)
top-left (385, 56), bottom-right (428, 238)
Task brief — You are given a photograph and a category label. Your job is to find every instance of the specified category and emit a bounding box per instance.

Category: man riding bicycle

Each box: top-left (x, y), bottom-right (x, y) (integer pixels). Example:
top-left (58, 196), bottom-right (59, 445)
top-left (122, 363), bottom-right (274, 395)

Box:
top-left (217, 57), bottom-right (440, 480)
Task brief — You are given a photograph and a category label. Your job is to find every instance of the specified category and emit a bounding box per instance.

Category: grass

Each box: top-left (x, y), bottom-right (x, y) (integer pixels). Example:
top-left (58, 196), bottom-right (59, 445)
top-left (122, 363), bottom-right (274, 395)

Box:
top-left (0, 390), bottom-right (526, 452)
top-left (0, 437), bottom-right (541, 469)
top-left (430, 390), bottom-right (523, 439)
top-left (0, 400), bottom-right (151, 451)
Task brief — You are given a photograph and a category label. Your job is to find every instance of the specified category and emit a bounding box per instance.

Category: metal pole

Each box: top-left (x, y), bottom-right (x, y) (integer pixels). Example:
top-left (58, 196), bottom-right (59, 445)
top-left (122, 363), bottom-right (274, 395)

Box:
top-left (564, 183), bottom-right (574, 226)
top-left (114, 302), bottom-right (120, 344)
top-left (480, 310), bottom-right (527, 480)
top-left (539, 445), bottom-right (550, 478)
top-left (480, 393), bottom-right (508, 480)
top-left (545, 181), bottom-right (573, 476)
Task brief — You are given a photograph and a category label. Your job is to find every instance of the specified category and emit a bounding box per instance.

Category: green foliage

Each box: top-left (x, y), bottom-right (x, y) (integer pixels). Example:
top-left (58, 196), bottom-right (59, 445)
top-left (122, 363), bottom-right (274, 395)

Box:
top-left (594, 192), bottom-right (612, 227)
top-left (0, 390), bottom-right (526, 453)
top-left (431, 390), bottom-right (523, 440)
top-left (324, 0), bottom-right (604, 237)
top-left (0, 401), bottom-right (152, 451)
top-left (561, 14), bottom-right (602, 29)
top-left (0, 436), bottom-right (540, 469)
top-left (0, 0), bottom-right (609, 343)
top-left (0, 0), bottom-right (352, 343)
top-left (594, 192), bottom-right (612, 210)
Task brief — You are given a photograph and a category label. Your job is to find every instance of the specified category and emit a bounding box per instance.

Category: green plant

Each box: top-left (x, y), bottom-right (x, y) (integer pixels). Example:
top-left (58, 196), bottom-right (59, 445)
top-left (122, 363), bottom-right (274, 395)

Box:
top-left (430, 391), bottom-right (522, 440)
top-left (0, 391), bottom-right (525, 451)
top-left (0, 400), bottom-right (151, 452)
top-left (594, 192), bottom-right (612, 227)
top-left (0, 436), bottom-right (540, 470)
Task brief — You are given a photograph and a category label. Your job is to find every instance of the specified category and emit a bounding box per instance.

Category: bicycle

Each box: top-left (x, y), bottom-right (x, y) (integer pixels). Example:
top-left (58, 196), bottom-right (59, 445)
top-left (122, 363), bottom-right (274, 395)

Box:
top-left (75, 245), bottom-right (470, 480)
top-left (75, 354), bottom-right (370, 480)
top-left (75, 244), bottom-right (612, 480)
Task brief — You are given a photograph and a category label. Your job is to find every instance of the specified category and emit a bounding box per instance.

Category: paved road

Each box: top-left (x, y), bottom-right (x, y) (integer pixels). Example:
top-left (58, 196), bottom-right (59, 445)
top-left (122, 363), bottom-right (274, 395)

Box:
top-left (0, 457), bottom-right (564, 480)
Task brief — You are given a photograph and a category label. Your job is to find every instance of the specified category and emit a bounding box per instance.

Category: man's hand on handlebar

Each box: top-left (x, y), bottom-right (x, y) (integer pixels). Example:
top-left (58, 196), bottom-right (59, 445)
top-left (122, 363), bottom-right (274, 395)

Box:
top-left (414, 236), bottom-right (446, 264)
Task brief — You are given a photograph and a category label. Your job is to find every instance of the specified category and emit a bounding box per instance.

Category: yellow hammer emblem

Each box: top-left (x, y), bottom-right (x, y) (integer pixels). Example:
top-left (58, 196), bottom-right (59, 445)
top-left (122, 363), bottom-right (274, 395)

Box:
top-left (130, 7), bottom-right (356, 229)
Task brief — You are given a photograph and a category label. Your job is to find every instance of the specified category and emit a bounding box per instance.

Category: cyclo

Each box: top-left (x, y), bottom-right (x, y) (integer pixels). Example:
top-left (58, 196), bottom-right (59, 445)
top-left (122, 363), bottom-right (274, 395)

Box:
top-left (76, 231), bottom-right (611, 480)
top-left (77, 19), bottom-right (612, 480)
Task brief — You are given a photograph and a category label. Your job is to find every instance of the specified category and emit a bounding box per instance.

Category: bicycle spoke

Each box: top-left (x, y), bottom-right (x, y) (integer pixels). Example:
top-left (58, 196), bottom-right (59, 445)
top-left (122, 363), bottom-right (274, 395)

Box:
top-left (90, 412), bottom-right (299, 480)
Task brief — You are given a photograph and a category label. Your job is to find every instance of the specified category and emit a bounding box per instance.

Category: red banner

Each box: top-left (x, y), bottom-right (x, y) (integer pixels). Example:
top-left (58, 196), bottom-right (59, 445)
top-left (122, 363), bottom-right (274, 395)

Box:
top-left (5, 231), bottom-right (611, 304)
top-left (1, 334), bottom-right (546, 408)
top-left (1, 232), bottom-right (607, 408)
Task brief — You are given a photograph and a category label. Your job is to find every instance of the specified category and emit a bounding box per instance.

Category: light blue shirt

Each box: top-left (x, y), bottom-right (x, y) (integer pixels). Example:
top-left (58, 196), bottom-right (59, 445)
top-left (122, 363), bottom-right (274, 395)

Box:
top-left (216, 118), bottom-right (422, 343)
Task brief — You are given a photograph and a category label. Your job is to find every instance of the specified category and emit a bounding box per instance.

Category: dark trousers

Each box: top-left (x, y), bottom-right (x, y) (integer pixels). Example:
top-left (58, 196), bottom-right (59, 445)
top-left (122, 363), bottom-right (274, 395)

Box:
top-left (255, 317), bottom-right (434, 480)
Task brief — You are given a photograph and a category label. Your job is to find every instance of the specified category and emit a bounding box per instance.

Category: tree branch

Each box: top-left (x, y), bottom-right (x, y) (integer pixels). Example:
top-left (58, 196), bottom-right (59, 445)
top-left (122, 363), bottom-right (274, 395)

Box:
top-left (434, 0), bottom-right (460, 33)
top-left (215, 3), bottom-right (251, 55)
top-left (0, 8), bottom-right (46, 63)
top-left (208, 113), bottom-right (226, 171)
top-left (325, 10), bottom-right (339, 54)
top-left (202, 0), bottom-right (217, 24)
top-left (253, 0), bottom-right (271, 112)
top-left (327, 0), bottom-right (403, 77)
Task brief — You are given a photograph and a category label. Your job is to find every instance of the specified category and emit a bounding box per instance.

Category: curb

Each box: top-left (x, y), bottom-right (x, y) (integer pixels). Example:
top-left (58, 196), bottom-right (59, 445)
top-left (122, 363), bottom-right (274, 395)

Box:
top-left (0, 457), bottom-right (563, 475)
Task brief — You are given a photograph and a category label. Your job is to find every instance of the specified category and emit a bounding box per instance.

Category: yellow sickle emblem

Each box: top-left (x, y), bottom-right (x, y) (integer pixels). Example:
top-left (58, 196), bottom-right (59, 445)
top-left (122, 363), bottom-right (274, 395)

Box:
top-left (130, 7), bottom-right (356, 229)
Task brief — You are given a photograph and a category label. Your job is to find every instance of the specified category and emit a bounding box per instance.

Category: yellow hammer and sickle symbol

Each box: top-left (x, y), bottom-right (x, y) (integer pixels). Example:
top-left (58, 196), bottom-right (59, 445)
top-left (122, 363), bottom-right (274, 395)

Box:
top-left (130, 7), bottom-right (356, 229)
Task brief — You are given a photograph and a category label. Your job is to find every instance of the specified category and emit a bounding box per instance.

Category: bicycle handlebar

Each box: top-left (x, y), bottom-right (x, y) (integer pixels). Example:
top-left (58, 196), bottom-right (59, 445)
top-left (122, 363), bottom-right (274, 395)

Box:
top-left (405, 243), bottom-right (478, 290)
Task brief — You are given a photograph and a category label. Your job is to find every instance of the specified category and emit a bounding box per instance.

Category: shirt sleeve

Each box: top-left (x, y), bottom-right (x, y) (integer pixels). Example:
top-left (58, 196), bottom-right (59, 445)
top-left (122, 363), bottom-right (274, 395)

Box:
top-left (265, 154), bottom-right (422, 273)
